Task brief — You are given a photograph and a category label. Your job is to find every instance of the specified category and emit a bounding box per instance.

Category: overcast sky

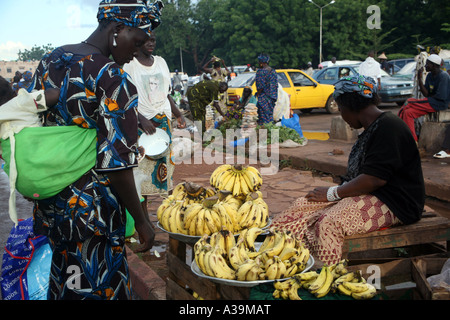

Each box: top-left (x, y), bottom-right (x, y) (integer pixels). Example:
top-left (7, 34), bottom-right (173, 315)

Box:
top-left (0, 0), bottom-right (100, 60)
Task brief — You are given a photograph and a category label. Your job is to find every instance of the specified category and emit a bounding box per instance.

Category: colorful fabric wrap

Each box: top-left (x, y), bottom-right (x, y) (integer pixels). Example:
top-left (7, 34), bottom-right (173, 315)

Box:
top-left (333, 74), bottom-right (377, 99)
top-left (97, 0), bottom-right (164, 36)
top-left (257, 53), bottom-right (270, 64)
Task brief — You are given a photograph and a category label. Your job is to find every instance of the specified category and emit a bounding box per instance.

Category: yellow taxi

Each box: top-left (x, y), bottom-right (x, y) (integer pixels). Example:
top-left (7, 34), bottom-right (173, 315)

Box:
top-left (227, 69), bottom-right (337, 113)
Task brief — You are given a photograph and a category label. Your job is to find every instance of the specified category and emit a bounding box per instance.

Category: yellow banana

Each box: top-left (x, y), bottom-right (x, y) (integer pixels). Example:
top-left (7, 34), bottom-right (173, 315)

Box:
top-left (265, 260), bottom-right (279, 280)
top-left (210, 164), bottom-right (232, 188)
top-left (209, 247), bottom-right (236, 280)
top-left (209, 208), bottom-right (223, 231)
top-left (351, 283), bottom-right (377, 300)
top-left (232, 172), bottom-right (242, 197)
top-left (194, 234), bottom-right (209, 254)
top-left (237, 238), bottom-right (250, 262)
top-left (183, 203), bottom-right (203, 230)
top-left (236, 260), bottom-right (257, 281)
top-left (245, 166), bottom-right (263, 187)
top-left (285, 264), bottom-right (298, 277)
top-left (237, 173), bottom-right (249, 196)
top-left (220, 202), bottom-right (239, 232)
top-left (244, 227), bottom-right (264, 252)
top-left (342, 281), bottom-right (373, 293)
top-left (262, 231), bottom-right (285, 258)
top-left (240, 202), bottom-right (258, 229)
top-left (287, 282), bottom-right (302, 300)
top-left (195, 245), bottom-right (209, 274)
top-left (275, 256), bottom-right (287, 279)
top-left (313, 266), bottom-right (334, 298)
top-left (236, 200), bottom-right (252, 224)
top-left (337, 283), bottom-right (352, 296)
top-left (294, 271), bottom-right (319, 282)
top-left (241, 169), bottom-right (256, 192)
top-left (172, 183), bottom-right (186, 199)
top-left (194, 208), bottom-right (206, 236)
top-left (200, 244), bottom-right (214, 276)
top-left (217, 170), bottom-right (233, 190)
top-left (213, 203), bottom-right (235, 232)
top-left (203, 208), bottom-right (219, 234)
top-left (221, 228), bottom-right (236, 257)
top-left (279, 247), bottom-right (299, 261)
top-left (258, 231), bottom-right (276, 253)
top-left (228, 246), bottom-right (243, 270)
top-left (156, 197), bottom-right (172, 222)
top-left (307, 266), bottom-right (329, 293)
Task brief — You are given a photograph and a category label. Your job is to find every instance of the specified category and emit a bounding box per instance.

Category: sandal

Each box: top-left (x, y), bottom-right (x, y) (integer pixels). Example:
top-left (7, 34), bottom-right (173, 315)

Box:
top-left (433, 150), bottom-right (450, 159)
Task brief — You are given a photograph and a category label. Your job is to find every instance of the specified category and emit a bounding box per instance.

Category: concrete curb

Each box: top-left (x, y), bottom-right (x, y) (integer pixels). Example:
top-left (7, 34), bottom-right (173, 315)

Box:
top-left (127, 246), bottom-right (166, 300)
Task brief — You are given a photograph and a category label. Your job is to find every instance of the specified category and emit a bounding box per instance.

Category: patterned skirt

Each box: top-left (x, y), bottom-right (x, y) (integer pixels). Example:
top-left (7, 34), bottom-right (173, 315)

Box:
top-left (271, 195), bottom-right (401, 265)
top-left (134, 114), bottom-right (174, 196)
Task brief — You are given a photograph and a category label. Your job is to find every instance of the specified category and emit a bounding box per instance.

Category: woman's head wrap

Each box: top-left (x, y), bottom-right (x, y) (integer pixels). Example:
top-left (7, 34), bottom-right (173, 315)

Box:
top-left (257, 53), bottom-right (270, 64)
top-left (97, 0), bottom-right (164, 36)
top-left (333, 74), bottom-right (377, 99)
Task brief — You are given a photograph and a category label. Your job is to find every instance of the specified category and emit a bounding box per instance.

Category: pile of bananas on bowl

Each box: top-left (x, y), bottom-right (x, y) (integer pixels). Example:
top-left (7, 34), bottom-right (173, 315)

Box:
top-left (157, 165), bottom-right (270, 236)
top-left (273, 259), bottom-right (378, 300)
top-left (192, 227), bottom-right (312, 282)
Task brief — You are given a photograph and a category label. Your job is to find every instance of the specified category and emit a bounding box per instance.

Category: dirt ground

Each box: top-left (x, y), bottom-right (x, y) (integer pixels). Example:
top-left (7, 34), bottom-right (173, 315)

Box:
top-left (127, 156), bottom-right (336, 283)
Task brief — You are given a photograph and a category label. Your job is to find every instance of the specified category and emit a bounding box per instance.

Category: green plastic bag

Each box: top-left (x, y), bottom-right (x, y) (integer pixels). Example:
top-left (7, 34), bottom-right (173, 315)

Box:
top-left (1, 126), bottom-right (97, 200)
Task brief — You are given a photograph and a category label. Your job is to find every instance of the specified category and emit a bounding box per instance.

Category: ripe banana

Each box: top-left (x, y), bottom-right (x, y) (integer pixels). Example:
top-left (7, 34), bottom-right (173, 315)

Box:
top-left (236, 260), bottom-right (257, 281)
top-left (342, 281), bottom-right (373, 293)
top-left (244, 227), bottom-right (264, 252)
top-left (208, 246), bottom-right (236, 280)
top-left (307, 265), bottom-right (329, 293)
top-left (261, 231), bottom-right (285, 258)
top-left (183, 203), bottom-right (203, 231)
top-left (312, 265), bottom-right (334, 298)
top-left (350, 283), bottom-right (377, 300)
top-left (287, 281), bottom-right (302, 300)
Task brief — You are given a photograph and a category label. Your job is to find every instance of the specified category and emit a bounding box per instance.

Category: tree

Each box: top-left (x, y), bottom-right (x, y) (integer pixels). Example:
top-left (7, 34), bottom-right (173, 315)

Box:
top-left (18, 44), bottom-right (54, 61)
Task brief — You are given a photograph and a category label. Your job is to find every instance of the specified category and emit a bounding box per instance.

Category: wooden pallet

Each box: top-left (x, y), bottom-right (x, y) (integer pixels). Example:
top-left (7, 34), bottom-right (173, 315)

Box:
top-left (166, 237), bottom-right (252, 300)
top-left (342, 213), bottom-right (450, 258)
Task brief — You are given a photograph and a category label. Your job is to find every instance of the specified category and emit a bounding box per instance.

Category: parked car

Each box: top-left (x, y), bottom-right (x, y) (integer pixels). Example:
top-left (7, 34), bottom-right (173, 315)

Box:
top-left (313, 64), bottom-right (414, 106)
top-left (388, 58), bottom-right (415, 74)
top-left (227, 69), bottom-right (337, 113)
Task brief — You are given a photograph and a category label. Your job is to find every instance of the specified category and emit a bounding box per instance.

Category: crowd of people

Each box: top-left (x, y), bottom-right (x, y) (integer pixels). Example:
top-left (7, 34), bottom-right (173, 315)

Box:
top-left (0, 0), bottom-right (449, 301)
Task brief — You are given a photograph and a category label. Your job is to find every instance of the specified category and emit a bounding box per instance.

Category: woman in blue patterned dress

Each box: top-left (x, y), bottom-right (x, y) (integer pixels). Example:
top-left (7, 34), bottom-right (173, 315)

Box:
top-left (28, 0), bottom-right (164, 300)
top-left (255, 53), bottom-right (278, 124)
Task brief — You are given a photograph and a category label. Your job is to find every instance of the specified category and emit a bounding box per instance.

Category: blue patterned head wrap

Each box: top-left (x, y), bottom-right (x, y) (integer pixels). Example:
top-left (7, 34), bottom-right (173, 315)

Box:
top-left (97, 0), bottom-right (164, 36)
top-left (333, 74), bottom-right (377, 99)
top-left (257, 53), bottom-right (270, 64)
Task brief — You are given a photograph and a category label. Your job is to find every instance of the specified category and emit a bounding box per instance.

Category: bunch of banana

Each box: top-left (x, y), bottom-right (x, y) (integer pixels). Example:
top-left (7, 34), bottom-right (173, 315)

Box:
top-left (210, 164), bottom-right (263, 198)
top-left (273, 277), bottom-right (304, 300)
top-left (217, 190), bottom-right (243, 212)
top-left (236, 192), bottom-right (270, 229)
top-left (183, 196), bottom-right (238, 236)
top-left (195, 244), bottom-right (236, 280)
top-left (158, 198), bottom-right (186, 234)
top-left (337, 281), bottom-right (377, 300)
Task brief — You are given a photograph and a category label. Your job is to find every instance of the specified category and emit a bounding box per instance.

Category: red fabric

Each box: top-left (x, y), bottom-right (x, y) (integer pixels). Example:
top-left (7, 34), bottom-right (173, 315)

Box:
top-left (398, 98), bottom-right (435, 141)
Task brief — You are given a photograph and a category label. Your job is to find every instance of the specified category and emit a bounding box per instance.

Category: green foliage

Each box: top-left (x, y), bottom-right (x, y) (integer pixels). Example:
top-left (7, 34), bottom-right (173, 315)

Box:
top-left (125, 0), bottom-right (450, 73)
top-left (18, 44), bottom-right (54, 61)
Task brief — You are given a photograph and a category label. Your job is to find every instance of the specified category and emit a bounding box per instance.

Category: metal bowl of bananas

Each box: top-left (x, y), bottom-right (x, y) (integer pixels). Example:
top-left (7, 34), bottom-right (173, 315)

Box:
top-left (190, 228), bottom-right (315, 287)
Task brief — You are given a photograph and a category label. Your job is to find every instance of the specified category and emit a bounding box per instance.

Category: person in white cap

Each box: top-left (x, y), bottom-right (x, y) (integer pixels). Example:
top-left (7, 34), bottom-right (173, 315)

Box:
top-left (398, 54), bottom-right (450, 142)
top-left (305, 61), bottom-right (314, 76)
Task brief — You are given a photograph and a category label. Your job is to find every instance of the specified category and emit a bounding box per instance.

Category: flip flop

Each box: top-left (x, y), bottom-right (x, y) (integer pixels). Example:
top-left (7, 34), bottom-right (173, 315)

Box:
top-left (433, 150), bottom-right (450, 159)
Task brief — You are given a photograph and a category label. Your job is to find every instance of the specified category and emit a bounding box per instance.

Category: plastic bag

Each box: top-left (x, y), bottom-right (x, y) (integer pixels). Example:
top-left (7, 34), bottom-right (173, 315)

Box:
top-left (281, 113), bottom-right (304, 138)
top-left (1, 217), bottom-right (52, 300)
top-left (273, 84), bottom-right (290, 122)
top-left (427, 258), bottom-right (450, 292)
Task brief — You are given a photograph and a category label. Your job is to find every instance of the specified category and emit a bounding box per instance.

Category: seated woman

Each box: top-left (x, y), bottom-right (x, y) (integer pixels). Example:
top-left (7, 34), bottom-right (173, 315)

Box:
top-left (238, 86), bottom-right (257, 110)
top-left (272, 74), bottom-right (425, 265)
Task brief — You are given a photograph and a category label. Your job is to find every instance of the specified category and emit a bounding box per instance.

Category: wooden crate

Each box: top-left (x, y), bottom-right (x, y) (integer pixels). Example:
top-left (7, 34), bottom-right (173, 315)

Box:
top-left (347, 256), bottom-right (449, 300)
top-left (342, 213), bottom-right (450, 260)
top-left (166, 237), bottom-right (252, 300)
top-left (412, 257), bottom-right (450, 300)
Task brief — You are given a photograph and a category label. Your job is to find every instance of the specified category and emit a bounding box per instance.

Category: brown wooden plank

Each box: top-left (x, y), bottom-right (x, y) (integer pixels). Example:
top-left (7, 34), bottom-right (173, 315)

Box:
top-left (166, 251), bottom-right (219, 300)
top-left (345, 216), bottom-right (450, 240)
top-left (411, 259), bottom-right (432, 300)
top-left (166, 278), bottom-right (196, 300)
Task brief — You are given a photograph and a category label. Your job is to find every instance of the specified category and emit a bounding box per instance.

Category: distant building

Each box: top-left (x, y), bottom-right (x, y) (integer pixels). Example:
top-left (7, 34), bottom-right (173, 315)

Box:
top-left (0, 60), bottom-right (40, 82)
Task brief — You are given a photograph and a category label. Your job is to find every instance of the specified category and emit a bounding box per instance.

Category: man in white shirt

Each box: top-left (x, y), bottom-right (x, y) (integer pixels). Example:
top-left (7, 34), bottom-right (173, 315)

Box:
top-left (358, 50), bottom-right (382, 90)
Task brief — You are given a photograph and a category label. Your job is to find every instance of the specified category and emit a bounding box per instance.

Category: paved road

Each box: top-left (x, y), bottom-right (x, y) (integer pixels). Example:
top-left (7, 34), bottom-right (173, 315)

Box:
top-left (296, 103), bottom-right (398, 132)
